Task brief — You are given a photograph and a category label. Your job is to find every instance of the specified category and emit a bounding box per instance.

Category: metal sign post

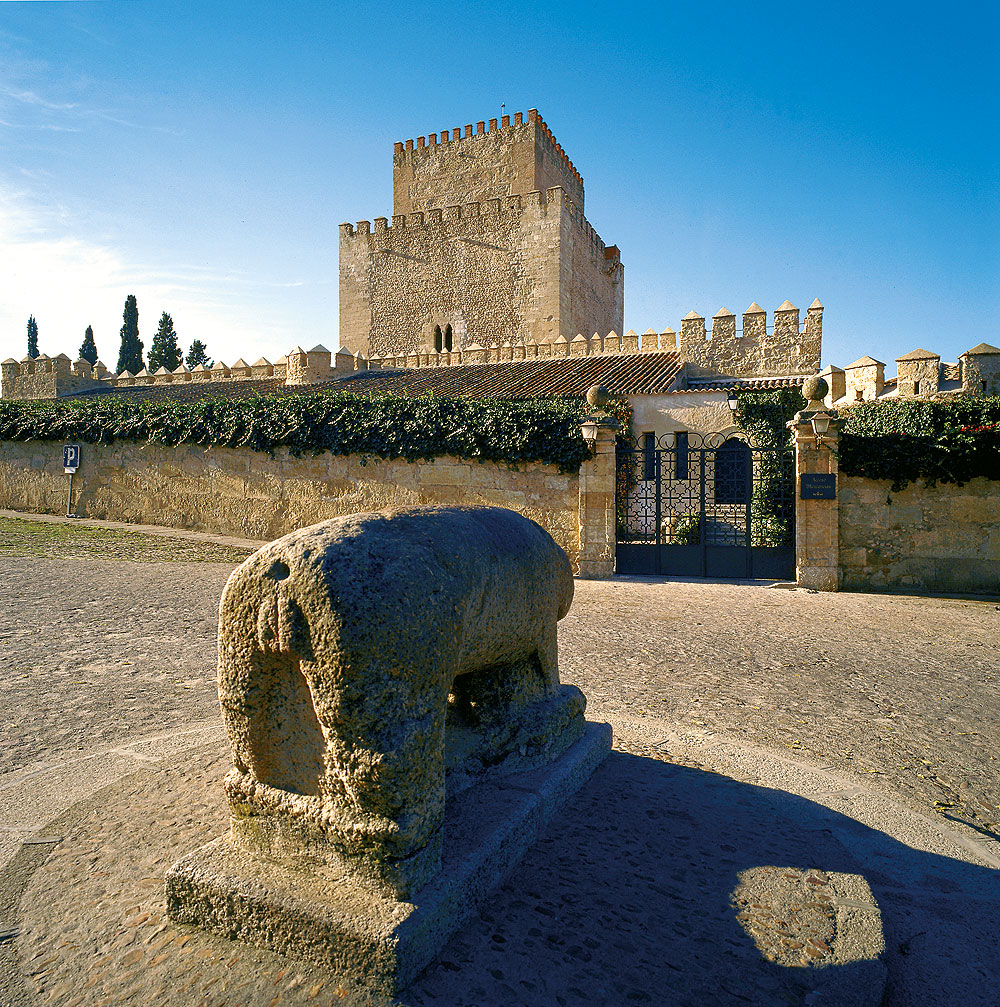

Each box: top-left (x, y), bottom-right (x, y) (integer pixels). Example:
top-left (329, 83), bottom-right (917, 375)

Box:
top-left (63, 444), bottom-right (80, 517)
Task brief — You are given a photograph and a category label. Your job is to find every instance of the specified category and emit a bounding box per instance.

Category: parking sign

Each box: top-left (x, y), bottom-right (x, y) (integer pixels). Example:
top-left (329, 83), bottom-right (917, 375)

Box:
top-left (63, 444), bottom-right (80, 473)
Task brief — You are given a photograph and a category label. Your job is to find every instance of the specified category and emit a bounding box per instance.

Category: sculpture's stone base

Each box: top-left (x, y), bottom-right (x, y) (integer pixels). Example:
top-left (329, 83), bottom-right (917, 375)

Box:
top-left (166, 721), bottom-right (612, 997)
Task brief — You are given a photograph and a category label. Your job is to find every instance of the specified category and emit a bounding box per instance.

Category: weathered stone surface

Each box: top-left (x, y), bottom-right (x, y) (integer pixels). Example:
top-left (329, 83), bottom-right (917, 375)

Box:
top-left (341, 111), bottom-right (623, 355)
top-left (0, 438), bottom-right (585, 570)
top-left (165, 723), bottom-right (610, 996)
top-left (211, 506), bottom-right (581, 896)
top-left (839, 475), bottom-right (1000, 593)
top-left (165, 505), bottom-right (609, 993)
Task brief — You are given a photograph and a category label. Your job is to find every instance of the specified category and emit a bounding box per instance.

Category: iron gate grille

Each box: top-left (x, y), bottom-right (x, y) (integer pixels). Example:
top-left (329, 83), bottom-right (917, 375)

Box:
top-left (615, 431), bottom-right (795, 579)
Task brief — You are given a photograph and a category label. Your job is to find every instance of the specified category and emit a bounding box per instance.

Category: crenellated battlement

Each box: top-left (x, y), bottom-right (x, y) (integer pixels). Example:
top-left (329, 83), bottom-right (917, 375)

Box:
top-left (343, 106), bottom-right (621, 360)
top-left (392, 108), bottom-right (586, 217)
top-left (393, 109), bottom-right (582, 191)
top-left (339, 185), bottom-right (614, 259)
top-left (1, 301), bottom-right (814, 401)
top-left (666, 300), bottom-right (824, 378)
top-left (352, 301), bottom-right (819, 374)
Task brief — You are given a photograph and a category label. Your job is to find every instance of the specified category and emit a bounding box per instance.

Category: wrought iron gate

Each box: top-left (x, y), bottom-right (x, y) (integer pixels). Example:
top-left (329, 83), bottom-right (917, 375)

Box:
top-left (615, 431), bottom-right (795, 579)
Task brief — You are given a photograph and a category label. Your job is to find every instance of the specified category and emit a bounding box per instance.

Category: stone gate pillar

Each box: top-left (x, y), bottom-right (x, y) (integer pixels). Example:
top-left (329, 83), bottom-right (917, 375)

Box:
top-left (578, 388), bottom-right (619, 578)
top-left (788, 377), bottom-right (841, 591)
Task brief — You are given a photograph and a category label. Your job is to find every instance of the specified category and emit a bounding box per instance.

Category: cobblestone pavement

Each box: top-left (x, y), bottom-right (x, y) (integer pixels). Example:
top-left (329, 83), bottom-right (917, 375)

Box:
top-left (0, 557), bottom-right (233, 777)
top-left (5, 554), bottom-right (995, 838)
top-left (2, 528), bottom-right (999, 1005)
top-left (564, 578), bottom-right (1000, 839)
top-left (9, 742), bottom-right (898, 1007)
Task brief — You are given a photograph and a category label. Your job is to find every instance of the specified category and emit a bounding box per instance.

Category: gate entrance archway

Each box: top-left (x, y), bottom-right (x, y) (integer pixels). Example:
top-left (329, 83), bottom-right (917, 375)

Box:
top-left (615, 431), bottom-right (795, 579)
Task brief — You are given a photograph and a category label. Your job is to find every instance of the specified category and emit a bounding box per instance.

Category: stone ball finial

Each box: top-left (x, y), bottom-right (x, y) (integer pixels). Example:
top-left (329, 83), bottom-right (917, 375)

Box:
top-left (586, 385), bottom-right (610, 410)
top-left (802, 375), bottom-right (829, 403)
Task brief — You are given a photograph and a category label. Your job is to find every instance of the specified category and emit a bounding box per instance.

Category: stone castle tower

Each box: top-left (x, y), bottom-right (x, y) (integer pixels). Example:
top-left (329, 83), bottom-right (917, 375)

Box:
top-left (339, 109), bottom-right (624, 357)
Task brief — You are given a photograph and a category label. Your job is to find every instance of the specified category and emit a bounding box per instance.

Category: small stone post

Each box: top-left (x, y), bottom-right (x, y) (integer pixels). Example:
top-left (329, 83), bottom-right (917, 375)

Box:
top-left (788, 376), bottom-right (840, 591)
top-left (578, 386), bottom-right (619, 579)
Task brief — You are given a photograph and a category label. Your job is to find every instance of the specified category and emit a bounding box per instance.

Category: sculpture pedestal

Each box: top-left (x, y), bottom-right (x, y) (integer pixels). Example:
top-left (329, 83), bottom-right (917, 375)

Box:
top-left (166, 721), bottom-right (611, 997)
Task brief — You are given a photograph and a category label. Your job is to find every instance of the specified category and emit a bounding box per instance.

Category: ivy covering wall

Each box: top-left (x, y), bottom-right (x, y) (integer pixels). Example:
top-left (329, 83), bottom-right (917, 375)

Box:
top-left (733, 389), bottom-right (805, 547)
top-left (0, 391), bottom-right (593, 474)
top-left (730, 390), bottom-right (1000, 492)
top-left (839, 397), bottom-right (1000, 490)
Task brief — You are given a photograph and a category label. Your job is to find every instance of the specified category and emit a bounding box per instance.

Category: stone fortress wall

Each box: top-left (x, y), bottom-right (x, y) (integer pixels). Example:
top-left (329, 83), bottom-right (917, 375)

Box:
top-left (838, 475), bottom-right (1000, 594)
top-left (1, 302), bottom-right (827, 398)
top-left (0, 439), bottom-right (584, 568)
top-left (339, 109), bottom-right (624, 358)
top-left (819, 343), bottom-right (1000, 405)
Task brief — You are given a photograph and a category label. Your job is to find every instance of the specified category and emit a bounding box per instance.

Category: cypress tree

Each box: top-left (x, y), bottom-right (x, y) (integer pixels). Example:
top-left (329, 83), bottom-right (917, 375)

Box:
top-left (26, 316), bottom-right (39, 358)
top-left (185, 339), bottom-right (213, 369)
top-left (148, 312), bottom-right (182, 372)
top-left (79, 325), bottom-right (98, 366)
top-left (116, 294), bottom-right (143, 374)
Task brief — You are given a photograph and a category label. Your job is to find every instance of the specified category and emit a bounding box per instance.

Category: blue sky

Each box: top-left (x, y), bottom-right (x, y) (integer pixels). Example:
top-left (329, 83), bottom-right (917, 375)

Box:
top-left (0, 1), bottom-right (996, 372)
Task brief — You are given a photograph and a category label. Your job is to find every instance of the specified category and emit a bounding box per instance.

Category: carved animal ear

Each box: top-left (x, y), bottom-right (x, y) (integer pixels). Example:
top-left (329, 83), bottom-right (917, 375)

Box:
top-left (256, 595), bottom-right (280, 652)
top-left (255, 590), bottom-right (311, 658)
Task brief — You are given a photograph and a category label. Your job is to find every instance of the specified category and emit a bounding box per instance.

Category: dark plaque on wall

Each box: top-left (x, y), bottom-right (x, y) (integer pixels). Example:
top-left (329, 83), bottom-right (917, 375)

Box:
top-left (800, 473), bottom-right (836, 500)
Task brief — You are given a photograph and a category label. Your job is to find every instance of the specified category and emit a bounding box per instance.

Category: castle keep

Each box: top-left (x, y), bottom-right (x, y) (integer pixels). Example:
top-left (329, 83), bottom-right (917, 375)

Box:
top-left (339, 109), bottom-right (624, 357)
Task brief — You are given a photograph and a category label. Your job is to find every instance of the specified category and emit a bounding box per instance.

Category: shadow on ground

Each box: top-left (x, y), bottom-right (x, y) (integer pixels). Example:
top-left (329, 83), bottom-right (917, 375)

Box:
top-left (7, 748), bottom-right (1000, 1007)
top-left (404, 751), bottom-right (1000, 1007)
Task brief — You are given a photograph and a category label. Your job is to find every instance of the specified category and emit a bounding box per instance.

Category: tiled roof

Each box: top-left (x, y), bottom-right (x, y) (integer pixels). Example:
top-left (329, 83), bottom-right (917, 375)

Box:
top-left (682, 376), bottom-right (806, 393)
top-left (331, 353), bottom-right (684, 398)
top-left (59, 352), bottom-right (685, 404)
top-left (896, 348), bottom-right (939, 361)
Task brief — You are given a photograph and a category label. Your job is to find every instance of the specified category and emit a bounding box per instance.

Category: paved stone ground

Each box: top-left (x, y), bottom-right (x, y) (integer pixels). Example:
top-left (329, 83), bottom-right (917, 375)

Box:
top-left (1, 515), bottom-right (999, 1005)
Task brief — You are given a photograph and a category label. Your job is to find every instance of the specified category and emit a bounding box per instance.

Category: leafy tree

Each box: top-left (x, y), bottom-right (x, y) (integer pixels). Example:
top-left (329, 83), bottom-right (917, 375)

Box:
top-left (185, 339), bottom-right (213, 369)
top-left (148, 312), bottom-right (182, 372)
top-left (116, 294), bottom-right (143, 374)
top-left (26, 316), bottom-right (39, 359)
top-left (79, 325), bottom-right (98, 366)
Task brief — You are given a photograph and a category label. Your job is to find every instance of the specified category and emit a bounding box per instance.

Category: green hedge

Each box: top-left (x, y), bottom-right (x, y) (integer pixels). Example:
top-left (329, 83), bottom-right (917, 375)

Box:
top-left (839, 397), bottom-right (1000, 489)
top-left (0, 391), bottom-right (593, 473)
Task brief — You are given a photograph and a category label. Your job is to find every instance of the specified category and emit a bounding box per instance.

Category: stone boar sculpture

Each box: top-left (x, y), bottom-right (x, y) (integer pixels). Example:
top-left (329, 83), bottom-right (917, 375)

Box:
top-left (218, 505), bottom-right (584, 898)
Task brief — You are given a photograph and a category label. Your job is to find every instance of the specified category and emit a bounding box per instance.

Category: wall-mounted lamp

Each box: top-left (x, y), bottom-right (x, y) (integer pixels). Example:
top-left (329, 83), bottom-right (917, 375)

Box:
top-left (580, 419), bottom-right (598, 444)
top-left (810, 412), bottom-right (832, 447)
top-left (727, 392), bottom-right (739, 414)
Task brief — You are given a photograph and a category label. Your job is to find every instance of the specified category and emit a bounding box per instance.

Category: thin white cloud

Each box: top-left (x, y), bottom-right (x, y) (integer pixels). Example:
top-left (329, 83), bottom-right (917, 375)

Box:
top-left (0, 84), bottom-right (179, 135)
top-left (0, 88), bottom-right (79, 111)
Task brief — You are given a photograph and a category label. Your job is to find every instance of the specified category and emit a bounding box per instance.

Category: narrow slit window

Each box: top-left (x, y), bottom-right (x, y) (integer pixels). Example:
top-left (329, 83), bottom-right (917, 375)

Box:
top-left (675, 431), bottom-right (689, 480)
top-left (444, 324), bottom-right (454, 352)
top-left (642, 433), bottom-right (656, 482)
top-left (433, 325), bottom-right (443, 353)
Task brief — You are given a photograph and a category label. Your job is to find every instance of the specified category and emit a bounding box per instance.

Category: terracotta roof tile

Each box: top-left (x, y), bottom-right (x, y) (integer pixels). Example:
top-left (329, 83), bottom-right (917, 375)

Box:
top-left (682, 376), bottom-right (806, 393)
top-left (64, 353), bottom-right (686, 403)
top-left (332, 353), bottom-right (684, 398)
